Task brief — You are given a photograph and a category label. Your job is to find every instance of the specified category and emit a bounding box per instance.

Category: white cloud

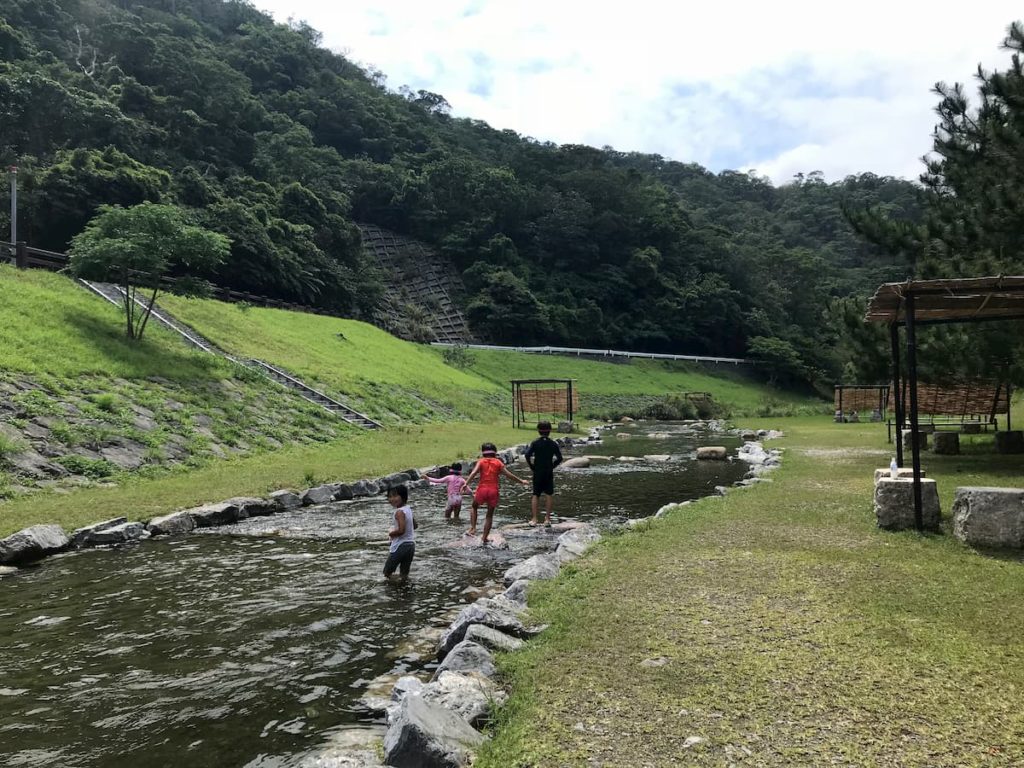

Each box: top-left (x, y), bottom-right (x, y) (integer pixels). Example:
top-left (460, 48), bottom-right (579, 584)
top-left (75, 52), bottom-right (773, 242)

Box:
top-left (255, 0), bottom-right (1020, 183)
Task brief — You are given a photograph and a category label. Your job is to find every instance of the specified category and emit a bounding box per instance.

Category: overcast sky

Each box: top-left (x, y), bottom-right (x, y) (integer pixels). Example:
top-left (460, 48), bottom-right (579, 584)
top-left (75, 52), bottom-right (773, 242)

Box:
top-left (255, 0), bottom-right (1019, 184)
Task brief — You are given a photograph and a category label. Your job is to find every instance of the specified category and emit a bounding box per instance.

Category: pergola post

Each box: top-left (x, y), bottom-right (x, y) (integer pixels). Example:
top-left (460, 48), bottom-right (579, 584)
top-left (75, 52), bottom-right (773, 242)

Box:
top-left (890, 323), bottom-right (904, 466)
top-left (904, 294), bottom-right (924, 531)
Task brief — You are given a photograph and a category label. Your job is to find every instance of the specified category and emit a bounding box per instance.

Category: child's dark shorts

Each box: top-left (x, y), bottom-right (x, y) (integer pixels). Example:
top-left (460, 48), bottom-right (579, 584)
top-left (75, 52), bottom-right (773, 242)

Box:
top-left (532, 471), bottom-right (555, 496)
top-left (384, 542), bottom-right (415, 577)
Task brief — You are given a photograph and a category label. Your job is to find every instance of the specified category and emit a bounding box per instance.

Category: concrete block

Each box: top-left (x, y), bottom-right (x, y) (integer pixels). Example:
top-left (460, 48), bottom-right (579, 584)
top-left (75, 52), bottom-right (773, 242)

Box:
top-left (932, 432), bottom-right (960, 455)
top-left (952, 486), bottom-right (1024, 548)
top-left (874, 477), bottom-right (941, 532)
top-left (995, 431), bottom-right (1024, 455)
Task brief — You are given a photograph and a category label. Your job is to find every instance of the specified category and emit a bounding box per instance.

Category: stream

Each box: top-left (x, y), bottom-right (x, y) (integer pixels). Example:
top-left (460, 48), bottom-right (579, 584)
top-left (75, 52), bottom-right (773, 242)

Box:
top-left (0, 423), bottom-right (745, 767)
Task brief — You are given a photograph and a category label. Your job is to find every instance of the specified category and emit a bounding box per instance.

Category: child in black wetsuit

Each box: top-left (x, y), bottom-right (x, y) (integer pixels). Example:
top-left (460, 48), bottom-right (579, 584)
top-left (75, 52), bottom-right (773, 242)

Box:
top-left (524, 421), bottom-right (563, 527)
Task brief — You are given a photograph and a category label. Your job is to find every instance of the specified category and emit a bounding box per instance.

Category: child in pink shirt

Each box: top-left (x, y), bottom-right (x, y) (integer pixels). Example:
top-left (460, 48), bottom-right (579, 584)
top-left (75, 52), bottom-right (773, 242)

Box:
top-left (424, 463), bottom-right (469, 520)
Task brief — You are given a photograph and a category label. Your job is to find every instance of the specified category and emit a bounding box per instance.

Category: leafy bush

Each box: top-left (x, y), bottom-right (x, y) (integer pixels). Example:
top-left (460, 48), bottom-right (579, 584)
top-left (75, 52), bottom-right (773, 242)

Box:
top-left (56, 455), bottom-right (116, 479)
top-left (442, 344), bottom-right (476, 370)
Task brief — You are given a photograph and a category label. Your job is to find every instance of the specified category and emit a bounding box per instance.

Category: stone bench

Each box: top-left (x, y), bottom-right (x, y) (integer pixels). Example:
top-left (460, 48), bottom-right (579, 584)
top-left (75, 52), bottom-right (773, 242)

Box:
top-left (873, 477), bottom-right (941, 532)
top-left (951, 486), bottom-right (1024, 548)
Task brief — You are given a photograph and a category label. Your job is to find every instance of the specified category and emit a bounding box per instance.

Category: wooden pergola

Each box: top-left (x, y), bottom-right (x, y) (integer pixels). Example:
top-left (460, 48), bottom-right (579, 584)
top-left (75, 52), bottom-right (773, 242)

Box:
top-left (865, 276), bottom-right (1024, 530)
top-left (510, 379), bottom-right (578, 428)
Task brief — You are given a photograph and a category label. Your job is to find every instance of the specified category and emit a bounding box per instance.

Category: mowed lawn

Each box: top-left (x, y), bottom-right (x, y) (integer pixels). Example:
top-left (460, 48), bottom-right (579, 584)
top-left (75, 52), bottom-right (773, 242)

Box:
top-left (479, 419), bottom-right (1024, 767)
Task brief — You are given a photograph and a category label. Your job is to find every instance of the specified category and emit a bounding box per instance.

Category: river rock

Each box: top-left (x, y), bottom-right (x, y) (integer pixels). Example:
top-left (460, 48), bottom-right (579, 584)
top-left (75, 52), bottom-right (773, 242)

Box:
top-left (383, 694), bottom-right (484, 768)
top-left (647, 432), bottom-right (673, 439)
top-left (559, 457), bottom-right (590, 469)
top-left (392, 676), bottom-right (426, 702)
top-left (464, 624), bottom-right (525, 653)
top-left (437, 598), bottom-right (527, 658)
top-left (432, 641), bottom-right (496, 680)
top-left (696, 446), bottom-right (727, 461)
top-left (555, 525), bottom-right (601, 562)
top-left (351, 479), bottom-right (380, 497)
top-left (188, 501), bottom-right (245, 527)
top-left (270, 489), bottom-right (303, 510)
top-left (737, 442), bottom-right (768, 464)
top-left (146, 510), bottom-right (196, 536)
top-left (70, 517), bottom-right (128, 548)
top-left (333, 484), bottom-right (355, 501)
top-left (403, 469), bottom-right (421, 481)
top-left (501, 579), bottom-right (529, 607)
top-left (502, 552), bottom-right (561, 585)
top-left (0, 524), bottom-right (70, 565)
top-left (0, 565), bottom-right (18, 577)
top-left (87, 521), bottom-right (148, 546)
top-left (952, 486), bottom-right (1024, 548)
top-left (302, 485), bottom-right (337, 506)
top-left (225, 497), bottom-right (277, 517)
top-left (421, 671), bottom-right (507, 727)
top-left (645, 454), bottom-right (672, 462)
top-left (378, 472), bottom-right (412, 491)
top-left (619, 417), bottom-right (634, 423)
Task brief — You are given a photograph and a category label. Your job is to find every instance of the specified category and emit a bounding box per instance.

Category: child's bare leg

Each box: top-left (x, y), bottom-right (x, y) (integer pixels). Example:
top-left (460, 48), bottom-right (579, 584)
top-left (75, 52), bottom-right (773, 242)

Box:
top-left (544, 494), bottom-right (554, 525)
top-left (451, 503), bottom-right (461, 520)
top-left (466, 502), bottom-right (478, 535)
top-left (444, 503), bottom-right (453, 520)
top-left (530, 495), bottom-right (539, 525)
top-left (481, 507), bottom-right (495, 543)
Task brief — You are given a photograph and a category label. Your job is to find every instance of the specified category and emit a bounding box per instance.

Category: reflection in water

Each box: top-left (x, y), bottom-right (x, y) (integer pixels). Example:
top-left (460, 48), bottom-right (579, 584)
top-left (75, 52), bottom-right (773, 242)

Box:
top-left (0, 424), bottom-right (743, 767)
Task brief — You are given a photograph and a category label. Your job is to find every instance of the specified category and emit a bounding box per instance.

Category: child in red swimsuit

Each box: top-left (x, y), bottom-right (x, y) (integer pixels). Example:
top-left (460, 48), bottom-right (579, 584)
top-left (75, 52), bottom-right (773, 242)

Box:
top-left (466, 443), bottom-right (527, 545)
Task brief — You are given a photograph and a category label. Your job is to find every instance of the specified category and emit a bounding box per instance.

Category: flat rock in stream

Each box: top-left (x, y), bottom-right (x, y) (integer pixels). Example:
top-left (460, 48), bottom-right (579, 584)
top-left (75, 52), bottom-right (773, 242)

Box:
top-left (383, 695), bottom-right (484, 768)
top-left (559, 457), bottom-right (591, 469)
top-left (0, 525), bottom-right (70, 565)
top-left (502, 552), bottom-right (561, 585)
top-left (444, 533), bottom-right (508, 550)
top-left (70, 517), bottom-right (128, 548)
top-left (146, 510), bottom-right (196, 537)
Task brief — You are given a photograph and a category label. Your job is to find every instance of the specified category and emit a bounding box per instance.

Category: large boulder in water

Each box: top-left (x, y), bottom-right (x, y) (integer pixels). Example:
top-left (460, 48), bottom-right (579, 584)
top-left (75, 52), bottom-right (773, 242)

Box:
top-left (224, 497), bottom-right (277, 517)
top-left (420, 671), bottom-right (507, 727)
top-left (0, 524), bottom-right (69, 565)
top-left (555, 525), bottom-right (601, 562)
top-left (432, 641), bottom-right (496, 681)
top-left (502, 552), bottom-right (561, 585)
top-left (696, 446), bottom-right (727, 461)
top-left (437, 597), bottom-right (527, 658)
top-left (383, 694), bottom-right (484, 768)
top-left (146, 510), bottom-right (196, 537)
top-left (351, 479), bottom-right (380, 498)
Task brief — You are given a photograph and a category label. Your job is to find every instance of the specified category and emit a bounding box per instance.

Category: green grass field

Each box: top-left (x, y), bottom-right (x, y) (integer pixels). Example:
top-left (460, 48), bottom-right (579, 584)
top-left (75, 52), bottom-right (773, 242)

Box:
top-left (0, 264), bottom-right (228, 381)
top-left (477, 419), bottom-right (1024, 767)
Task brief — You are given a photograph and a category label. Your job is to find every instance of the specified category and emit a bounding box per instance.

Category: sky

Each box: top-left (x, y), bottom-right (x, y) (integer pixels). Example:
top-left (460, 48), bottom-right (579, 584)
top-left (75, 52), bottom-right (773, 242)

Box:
top-left (256, 0), bottom-right (1020, 184)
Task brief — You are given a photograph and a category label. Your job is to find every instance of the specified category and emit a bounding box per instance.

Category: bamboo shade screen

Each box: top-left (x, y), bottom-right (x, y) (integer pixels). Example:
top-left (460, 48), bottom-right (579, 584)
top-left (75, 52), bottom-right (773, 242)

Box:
top-left (888, 381), bottom-right (1009, 417)
top-left (517, 387), bottom-right (580, 414)
top-left (833, 388), bottom-right (886, 411)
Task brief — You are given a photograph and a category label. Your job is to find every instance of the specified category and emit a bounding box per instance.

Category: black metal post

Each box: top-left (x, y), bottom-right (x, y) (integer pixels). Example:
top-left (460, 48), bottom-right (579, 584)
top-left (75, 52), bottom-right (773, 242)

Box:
top-left (904, 296), bottom-right (924, 531)
top-left (1008, 382), bottom-right (1013, 431)
top-left (890, 323), bottom-right (904, 464)
top-left (839, 386), bottom-right (843, 419)
top-left (15, 241), bottom-right (26, 269)
top-left (567, 381), bottom-right (573, 425)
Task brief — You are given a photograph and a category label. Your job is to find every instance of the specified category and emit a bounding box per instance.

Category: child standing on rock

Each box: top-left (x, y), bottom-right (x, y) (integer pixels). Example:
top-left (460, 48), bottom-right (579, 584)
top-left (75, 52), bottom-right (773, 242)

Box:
top-left (423, 463), bottom-right (469, 520)
top-left (384, 484), bottom-right (417, 583)
top-left (525, 421), bottom-right (563, 528)
top-left (466, 443), bottom-right (527, 546)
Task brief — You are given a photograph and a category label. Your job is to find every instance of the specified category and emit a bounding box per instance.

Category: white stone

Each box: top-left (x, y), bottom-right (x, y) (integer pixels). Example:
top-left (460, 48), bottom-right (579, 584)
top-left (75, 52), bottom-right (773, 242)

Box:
top-left (952, 486), bottom-right (1024, 548)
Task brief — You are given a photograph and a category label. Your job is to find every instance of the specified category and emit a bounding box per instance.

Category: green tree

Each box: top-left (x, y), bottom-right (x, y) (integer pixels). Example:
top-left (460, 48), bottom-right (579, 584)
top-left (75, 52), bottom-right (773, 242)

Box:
top-left (69, 202), bottom-right (230, 340)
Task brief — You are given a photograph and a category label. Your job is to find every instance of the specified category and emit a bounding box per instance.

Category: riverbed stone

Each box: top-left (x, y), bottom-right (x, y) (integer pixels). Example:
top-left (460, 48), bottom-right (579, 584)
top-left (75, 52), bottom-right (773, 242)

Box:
top-left (70, 517), bottom-right (128, 548)
top-left (146, 510), bottom-right (196, 536)
top-left (696, 446), bottom-right (727, 460)
top-left (952, 486), bottom-right (1024, 548)
top-left (464, 624), bottom-right (525, 653)
top-left (555, 525), bottom-right (601, 562)
top-left (432, 641), bottom-right (496, 680)
top-left (0, 524), bottom-right (70, 564)
top-left (383, 694), bottom-right (484, 768)
top-left (0, 565), bottom-right (18, 577)
top-left (302, 485), bottom-right (337, 506)
top-left (225, 497), bottom-right (277, 517)
top-left (392, 676), bottom-right (425, 702)
top-left (437, 598), bottom-right (527, 658)
top-left (378, 472), bottom-right (412, 491)
top-left (188, 501), bottom-right (245, 528)
top-left (87, 521), bottom-right (148, 546)
top-left (421, 671), bottom-right (507, 727)
top-left (403, 468), bottom-right (421, 480)
top-left (559, 457), bottom-right (590, 469)
top-left (502, 552), bottom-right (561, 585)
top-left (351, 479), bottom-right (380, 497)
top-left (501, 579), bottom-right (529, 607)
top-left (874, 477), bottom-right (941, 531)
top-left (334, 484), bottom-right (355, 501)
top-left (269, 489), bottom-right (302, 510)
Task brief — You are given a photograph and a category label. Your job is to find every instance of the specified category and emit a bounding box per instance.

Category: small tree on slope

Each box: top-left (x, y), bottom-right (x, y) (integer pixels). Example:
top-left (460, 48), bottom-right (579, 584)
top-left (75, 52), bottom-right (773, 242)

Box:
top-left (70, 203), bottom-right (230, 340)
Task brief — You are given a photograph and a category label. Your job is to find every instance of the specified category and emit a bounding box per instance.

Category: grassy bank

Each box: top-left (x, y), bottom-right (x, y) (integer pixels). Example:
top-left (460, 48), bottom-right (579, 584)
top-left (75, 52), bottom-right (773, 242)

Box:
top-left (0, 422), bottom-right (525, 537)
top-left (479, 419), bottom-right (1024, 767)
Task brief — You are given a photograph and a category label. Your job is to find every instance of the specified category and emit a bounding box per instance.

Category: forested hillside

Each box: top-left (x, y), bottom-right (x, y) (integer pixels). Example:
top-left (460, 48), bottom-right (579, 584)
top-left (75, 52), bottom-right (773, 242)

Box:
top-left (0, 0), bottom-right (920, 385)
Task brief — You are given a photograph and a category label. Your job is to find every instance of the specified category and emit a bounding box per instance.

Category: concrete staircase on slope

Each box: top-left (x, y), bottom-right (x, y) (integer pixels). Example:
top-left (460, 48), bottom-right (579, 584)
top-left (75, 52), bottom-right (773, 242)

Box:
top-left (78, 280), bottom-right (383, 430)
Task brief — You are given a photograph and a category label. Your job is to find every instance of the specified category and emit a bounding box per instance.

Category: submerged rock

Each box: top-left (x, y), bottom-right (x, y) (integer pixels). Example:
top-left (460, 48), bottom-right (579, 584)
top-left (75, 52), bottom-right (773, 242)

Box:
top-left (0, 524), bottom-right (70, 565)
top-left (383, 695), bottom-right (484, 768)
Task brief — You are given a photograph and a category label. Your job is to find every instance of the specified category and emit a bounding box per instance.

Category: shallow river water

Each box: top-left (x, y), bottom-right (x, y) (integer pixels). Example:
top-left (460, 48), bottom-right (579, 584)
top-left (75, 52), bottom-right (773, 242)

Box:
top-left (0, 423), bottom-right (744, 767)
